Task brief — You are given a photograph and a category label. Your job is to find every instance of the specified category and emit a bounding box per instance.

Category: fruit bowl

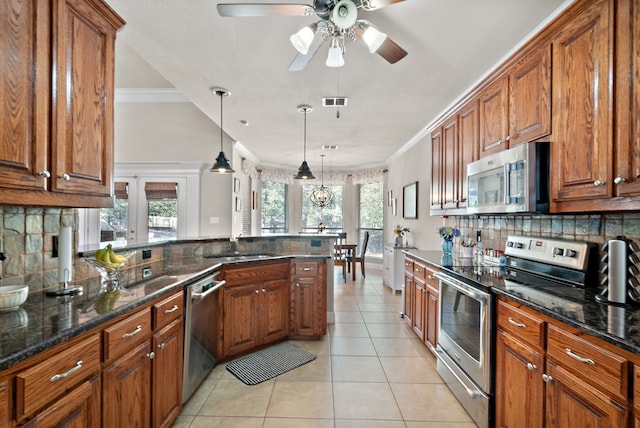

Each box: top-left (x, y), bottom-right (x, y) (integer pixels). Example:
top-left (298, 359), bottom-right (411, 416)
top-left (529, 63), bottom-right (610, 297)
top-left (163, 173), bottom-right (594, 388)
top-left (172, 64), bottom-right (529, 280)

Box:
top-left (85, 258), bottom-right (126, 272)
top-left (0, 285), bottom-right (29, 311)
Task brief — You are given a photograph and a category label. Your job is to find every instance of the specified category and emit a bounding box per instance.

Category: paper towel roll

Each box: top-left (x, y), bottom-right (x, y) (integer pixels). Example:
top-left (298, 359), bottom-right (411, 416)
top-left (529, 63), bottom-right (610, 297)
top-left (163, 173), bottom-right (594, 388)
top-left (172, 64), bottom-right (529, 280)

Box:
top-left (58, 226), bottom-right (73, 283)
top-left (608, 239), bottom-right (627, 304)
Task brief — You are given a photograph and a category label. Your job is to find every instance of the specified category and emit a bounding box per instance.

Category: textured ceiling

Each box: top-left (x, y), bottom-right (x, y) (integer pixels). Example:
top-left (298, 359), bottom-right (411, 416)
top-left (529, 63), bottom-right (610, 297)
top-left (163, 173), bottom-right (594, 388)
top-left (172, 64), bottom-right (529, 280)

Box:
top-left (106, 0), bottom-right (570, 172)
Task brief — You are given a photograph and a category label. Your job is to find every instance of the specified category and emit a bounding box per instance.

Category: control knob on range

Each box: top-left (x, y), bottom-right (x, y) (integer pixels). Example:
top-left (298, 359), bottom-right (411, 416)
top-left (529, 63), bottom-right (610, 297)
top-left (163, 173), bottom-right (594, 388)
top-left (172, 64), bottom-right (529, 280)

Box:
top-left (506, 241), bottom-right (514, 247)
top-left (515, 242), bottom-right (524, 249)
top-left (552, 247), bottom-right (564, 256)
top-left (564, 249), bottom-right (577, 258)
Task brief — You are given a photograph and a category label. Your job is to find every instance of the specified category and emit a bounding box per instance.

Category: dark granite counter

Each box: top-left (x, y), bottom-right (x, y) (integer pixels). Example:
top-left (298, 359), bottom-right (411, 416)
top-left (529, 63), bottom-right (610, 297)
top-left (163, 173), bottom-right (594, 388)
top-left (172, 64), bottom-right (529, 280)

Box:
top-left (405, 250), bottom-right (640, 356)
top-left (0, 253), bottom-right (330, 372)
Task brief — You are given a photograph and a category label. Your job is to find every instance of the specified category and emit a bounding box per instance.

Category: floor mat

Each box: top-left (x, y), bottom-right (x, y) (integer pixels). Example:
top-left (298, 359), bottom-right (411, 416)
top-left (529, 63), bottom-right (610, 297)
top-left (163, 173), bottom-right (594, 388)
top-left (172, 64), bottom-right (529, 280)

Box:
top-left (226, 342), bottom-right (316, 385)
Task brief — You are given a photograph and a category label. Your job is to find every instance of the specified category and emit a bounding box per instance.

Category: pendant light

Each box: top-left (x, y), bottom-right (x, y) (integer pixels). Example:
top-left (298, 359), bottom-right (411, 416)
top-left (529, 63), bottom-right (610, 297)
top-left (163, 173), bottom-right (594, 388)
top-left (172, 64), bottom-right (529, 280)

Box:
top-left (209, 87), bottom-right (235, 173)
top-left (311, 154), bottom-right (333, 207)
top-left (294, 105), bottom-right (315, 180)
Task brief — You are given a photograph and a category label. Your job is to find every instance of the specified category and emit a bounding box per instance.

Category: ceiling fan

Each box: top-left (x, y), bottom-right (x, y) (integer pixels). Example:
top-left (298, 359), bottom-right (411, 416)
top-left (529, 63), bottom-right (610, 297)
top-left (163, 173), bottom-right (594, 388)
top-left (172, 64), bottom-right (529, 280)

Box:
top-left (217, 0), bottom-right (408, 70)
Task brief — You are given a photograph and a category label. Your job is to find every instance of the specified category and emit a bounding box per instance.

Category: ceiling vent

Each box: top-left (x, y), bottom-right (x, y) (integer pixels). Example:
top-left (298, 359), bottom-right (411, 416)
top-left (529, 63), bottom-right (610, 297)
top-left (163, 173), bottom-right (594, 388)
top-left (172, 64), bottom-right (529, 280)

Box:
top-left (322, 145), bottom-right (338, 150)
top-left (322, 97), bottom-right (348, 107)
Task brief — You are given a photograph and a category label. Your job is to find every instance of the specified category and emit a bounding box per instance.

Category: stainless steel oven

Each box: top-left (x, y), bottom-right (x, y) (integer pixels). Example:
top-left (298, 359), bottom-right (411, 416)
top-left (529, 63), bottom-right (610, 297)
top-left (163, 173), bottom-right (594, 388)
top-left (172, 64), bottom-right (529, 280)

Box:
top-left (435, 271), bottom-right (494, 428)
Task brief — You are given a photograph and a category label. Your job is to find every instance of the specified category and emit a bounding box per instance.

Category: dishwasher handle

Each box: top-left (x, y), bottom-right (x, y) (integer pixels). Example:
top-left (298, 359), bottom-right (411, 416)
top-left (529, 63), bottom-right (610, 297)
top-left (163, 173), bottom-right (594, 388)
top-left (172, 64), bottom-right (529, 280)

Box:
top-left (192, 279), bottom-right (226, 302)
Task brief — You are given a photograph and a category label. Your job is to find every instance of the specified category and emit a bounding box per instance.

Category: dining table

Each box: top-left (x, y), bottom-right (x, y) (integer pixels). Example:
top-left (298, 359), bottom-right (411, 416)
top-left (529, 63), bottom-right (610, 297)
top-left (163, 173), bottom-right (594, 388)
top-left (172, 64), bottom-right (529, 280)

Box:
top-left (338, 243), bottom-right (358, 281)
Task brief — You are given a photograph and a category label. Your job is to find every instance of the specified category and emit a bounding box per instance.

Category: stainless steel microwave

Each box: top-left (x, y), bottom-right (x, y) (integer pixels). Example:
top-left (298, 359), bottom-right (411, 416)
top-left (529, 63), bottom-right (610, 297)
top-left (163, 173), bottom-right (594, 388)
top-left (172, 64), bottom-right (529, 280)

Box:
top-left (467, 142), bottom-right (549, 214)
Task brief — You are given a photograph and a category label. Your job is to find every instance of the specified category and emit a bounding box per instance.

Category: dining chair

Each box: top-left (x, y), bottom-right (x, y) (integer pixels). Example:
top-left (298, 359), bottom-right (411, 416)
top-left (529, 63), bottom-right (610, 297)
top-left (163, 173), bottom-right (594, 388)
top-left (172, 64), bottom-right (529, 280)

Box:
top-left (345, 231), bottom-right (370, 278)
top-left (334, 232), bottom-right (347, 281)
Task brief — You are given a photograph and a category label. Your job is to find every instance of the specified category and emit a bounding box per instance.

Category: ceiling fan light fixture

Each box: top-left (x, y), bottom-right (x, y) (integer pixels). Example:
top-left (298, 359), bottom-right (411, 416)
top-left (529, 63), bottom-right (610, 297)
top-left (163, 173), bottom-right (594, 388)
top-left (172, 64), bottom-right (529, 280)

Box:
top-left (326, 38), bottom-right (345, 68)
top-left (209, 87), bottom-right (235, 174)
top-left (332, 0), bottom-right (357, 29)
top-left (362, 24), bottom-right (387, 53)
top-left (294, 105), bottom-right (316, 180)
top-left (290, 24), bottom-right (317, 55)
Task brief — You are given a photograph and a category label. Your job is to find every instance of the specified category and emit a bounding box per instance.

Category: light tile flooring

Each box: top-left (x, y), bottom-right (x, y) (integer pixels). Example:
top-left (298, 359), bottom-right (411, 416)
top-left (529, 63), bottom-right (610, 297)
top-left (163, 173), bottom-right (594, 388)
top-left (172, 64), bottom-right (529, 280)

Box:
top-left (173, 267), bottom-right (477, 428)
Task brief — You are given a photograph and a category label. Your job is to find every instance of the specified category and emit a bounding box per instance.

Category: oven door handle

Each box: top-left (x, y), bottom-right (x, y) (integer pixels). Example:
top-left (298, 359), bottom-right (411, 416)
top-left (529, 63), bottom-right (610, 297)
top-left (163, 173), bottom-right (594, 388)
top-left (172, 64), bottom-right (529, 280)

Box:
top-left (434, 272), bottom-right (485, 300)
top-left (192, 279), bottom-right (226, 302)
top-left (434, 347), bottom-right (481, 399)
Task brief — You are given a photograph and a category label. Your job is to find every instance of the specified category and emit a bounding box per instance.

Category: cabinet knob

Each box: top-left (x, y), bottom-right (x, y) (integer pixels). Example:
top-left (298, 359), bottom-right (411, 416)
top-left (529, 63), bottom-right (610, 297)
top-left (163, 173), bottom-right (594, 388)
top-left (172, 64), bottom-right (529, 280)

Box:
top-left (255, 289), bottom-right (260, 294)
top-left (158, 342), bottom-right (166, 349)
top-left (526, 363), bottom-right (537, 371)
top-left (614, 176), bottom-right (627, 184)
top-left (59, 173), bottom-right (71, 181)
top-left (593, 179), bottom-right (605, 187)
top-left (38, 170), bottom-right (51, 178)
top-left (147, 352), bottom-right (155, 360)
top-left (505, 135), bottom-right (511, 141)
top-left (542, 373), bottom-right (554, 383)
top-left (262, 288), bottom-right (266, 293)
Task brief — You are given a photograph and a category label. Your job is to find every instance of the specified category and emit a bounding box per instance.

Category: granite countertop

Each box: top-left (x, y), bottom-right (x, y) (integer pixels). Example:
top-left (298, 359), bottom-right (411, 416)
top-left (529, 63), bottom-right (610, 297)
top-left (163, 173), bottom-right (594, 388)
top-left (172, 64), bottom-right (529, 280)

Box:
top-left (405, 249), bottom-right (640, 356)
top-left (0, 253), bottom-right (329, 372)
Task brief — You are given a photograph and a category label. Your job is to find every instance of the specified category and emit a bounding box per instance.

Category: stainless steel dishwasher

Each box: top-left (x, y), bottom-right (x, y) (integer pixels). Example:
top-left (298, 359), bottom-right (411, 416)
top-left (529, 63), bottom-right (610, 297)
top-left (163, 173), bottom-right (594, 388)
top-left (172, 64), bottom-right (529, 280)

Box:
top-left (182, 272), bottom-right (225, 403)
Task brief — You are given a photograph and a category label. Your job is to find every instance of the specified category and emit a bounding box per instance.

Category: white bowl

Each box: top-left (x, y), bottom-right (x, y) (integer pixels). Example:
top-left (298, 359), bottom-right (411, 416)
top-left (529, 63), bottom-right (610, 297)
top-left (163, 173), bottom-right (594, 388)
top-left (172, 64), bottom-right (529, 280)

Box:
top-left (0, 285), bottom-right (29, 311)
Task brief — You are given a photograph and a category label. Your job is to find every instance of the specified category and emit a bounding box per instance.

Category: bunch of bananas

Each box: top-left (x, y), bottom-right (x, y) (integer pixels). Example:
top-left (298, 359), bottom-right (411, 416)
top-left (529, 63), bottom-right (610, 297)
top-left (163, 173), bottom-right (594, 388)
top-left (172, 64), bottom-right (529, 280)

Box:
top-left (94, 244), bottom-right (127, 269)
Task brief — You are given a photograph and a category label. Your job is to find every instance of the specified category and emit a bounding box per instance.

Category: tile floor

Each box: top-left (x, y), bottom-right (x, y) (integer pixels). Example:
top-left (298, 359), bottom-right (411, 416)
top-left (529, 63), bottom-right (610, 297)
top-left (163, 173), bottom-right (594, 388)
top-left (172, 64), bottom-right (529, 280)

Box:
top-left (172, 267), bottom-right (477, 428)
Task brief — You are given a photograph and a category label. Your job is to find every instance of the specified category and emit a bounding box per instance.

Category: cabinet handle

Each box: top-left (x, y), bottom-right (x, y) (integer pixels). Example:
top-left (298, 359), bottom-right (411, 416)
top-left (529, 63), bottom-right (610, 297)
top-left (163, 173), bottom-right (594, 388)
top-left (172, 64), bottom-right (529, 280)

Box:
top-left (526, 363), bottom-right (537, 371)
top-left (302, 267), bottom-right (312, 271)
top-left (122, 325), bottom-right (142, 338)
top-left (507, 317), bottom-right (526, 328)
top-left (565, 348), bottom-right (595, 365)
top-left (164, 305), bottom-right (179, 313)
top-left (542, 373), bottom-right (554, 383)
top-left (158, 342), bottom-right (166, 349)
top-left (614, 176), bottom-right (627, 184)
top-left (593, 179), bottom-right (605, 187)
top-left (485, 139), bottom-right (504, 150)
top-left (38, 170), bottom-right (51, 178)
top-left (59, 173), bottom-right (71, 181)
top-left (50, 360), bottom-right (83, 382)
top-left (147, 352), bottom-right (155, 360)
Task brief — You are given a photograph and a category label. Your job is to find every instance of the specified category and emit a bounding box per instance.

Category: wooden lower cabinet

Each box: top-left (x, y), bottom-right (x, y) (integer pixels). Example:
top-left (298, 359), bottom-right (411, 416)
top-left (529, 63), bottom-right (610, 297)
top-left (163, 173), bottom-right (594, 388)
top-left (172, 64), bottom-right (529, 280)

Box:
top-left (21, 375), bottom-right (101, 428)
top-left (412, 277), bottom-right (426, 340)
top-left (103, 339), bottom-right (153, 427)
top-left (152, 318), bottom-right (184, 428)
top-left (0, 379), bottom-right (7, 428)
top-left (635, 366), bottom-right (640, 428)
top-left (403, 270), bottom-right (413, 326)
top-left (403, 257), bottom-right (439, 351)
top-left (495, 298), bottom-right (631, 427)
top-left (290, 259), bottom-right (327, 339)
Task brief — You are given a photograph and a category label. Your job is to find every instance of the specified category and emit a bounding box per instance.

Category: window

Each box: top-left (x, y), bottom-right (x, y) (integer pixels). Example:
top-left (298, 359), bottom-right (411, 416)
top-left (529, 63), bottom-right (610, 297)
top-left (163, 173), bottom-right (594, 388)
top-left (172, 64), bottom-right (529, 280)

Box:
top-left (145, 182), bottom-right (178, 242)
top-left (358, 181), bottom-right (383, 258)
top-left (301, 184), bottom-right (343, 233)
top-left (261, 181), bottom-right (287, 234)
top-left (99, 182), bottom-right (129, 243)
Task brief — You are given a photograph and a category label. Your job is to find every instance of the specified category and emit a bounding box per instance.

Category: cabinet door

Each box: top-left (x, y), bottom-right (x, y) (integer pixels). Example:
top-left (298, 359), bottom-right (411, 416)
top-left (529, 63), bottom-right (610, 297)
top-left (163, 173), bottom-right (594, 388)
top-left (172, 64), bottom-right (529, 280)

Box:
top-left (0, 0), bottom-right (49, 192)
top-left (479, 75), bottom-right (509, 157)
top-left (291, 277), bottom-right (323, 338)
top-left (545, 360), bottom-right (629, 428)
top-left (152, 318), bottom-right (183, 428)
top-left (0, 380), bottom-right (8, 428)
top-left (442, 115), bottom-right (459, 209)
top-left (223, 284), bottom-right (260, 357)
top-left (261, 278), bottom-right (289, 344)
top-left (614, 0), bottom-right (640, 197)
top-left (425, 289), bottom-right (438, 349)
top-left (509, 45), bottom-right (551, 146)
top-left (103, 340), bottom-right (152, 428)
top-left (412, 280), bottom-right (426, 341)
top-left (430, 127), bottom-right (444, 210)
top-left (457, 99), bottom-right (479, 207)
top-left (403, 272), bottom-right (413, 325)
top-left (51, 0), bottom-right (117, 196)
top-left (495, 331), bottom-right (544, 428)
top-left (551, 0), bottom-right (614, 203)
top-left (21, 375), bottom-right (100, 428)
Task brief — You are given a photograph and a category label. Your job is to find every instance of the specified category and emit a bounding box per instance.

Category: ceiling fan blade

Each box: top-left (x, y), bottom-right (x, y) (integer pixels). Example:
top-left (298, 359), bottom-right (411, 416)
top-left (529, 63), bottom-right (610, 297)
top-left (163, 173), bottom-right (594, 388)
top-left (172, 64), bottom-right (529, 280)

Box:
top-left (217, 3), bottom-right (315, 17)
top-left (360, 0), bottom-right (406, 11)
top-left (288, 34), bottom-right (325, 71)
top-left (376, 36), bottom-right (407, 64)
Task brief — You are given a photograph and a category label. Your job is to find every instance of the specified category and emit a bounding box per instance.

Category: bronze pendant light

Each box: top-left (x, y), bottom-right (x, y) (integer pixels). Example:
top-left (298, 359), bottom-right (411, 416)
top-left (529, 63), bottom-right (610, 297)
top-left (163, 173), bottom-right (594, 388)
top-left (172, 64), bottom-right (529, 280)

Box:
top-left (311, 154), bottom-right (333, 207)
top-left (209, 87), bottom-right (235, 173)
top-left (294, 104), bottom-right (315, 180)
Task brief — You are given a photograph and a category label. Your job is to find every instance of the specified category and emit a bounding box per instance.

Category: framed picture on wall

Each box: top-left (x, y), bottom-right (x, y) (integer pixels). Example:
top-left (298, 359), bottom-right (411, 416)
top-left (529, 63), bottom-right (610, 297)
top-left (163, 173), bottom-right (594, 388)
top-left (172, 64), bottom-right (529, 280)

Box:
top-left (403, 181), bottom-right (418, 219)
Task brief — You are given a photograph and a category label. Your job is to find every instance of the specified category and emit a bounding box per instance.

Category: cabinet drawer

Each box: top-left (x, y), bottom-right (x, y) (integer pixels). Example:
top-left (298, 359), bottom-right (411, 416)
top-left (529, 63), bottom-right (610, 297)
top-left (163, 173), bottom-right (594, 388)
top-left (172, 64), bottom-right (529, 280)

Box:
top-left (547, 323), bottom-right (629, 402)
top-left (413, 261), bottom-right (427, 281)
top-left (153, 291), bottom-right (183, 330)
top-left (104, 308), bottom-right (152, 361)
top-left (424, 267), bottom-right (439, 291)
top-left (16, 334), bottom-right (101, 418)
top-left (497, 300), bottom-right (545, 349)
top-left (404, 258), bottom-right (414, 273)
top-left (223, 261), bottom-right (289, 285)
top-left (294, 260), bottom-right (319, 276)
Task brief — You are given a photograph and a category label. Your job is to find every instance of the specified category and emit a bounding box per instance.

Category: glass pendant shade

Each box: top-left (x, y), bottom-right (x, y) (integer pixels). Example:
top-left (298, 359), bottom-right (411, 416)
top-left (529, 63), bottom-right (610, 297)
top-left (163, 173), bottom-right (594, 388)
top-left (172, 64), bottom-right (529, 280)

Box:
top-left (209, 88), bottom-right (235, 174)
top-left (294, 105), bottom-right (315, 180)
top-left (362, 25), bottom-right (387, 53)
top-left (326, 41), bottom-right (345, 68)
top-left (290, 24), bottom-right (316, 55)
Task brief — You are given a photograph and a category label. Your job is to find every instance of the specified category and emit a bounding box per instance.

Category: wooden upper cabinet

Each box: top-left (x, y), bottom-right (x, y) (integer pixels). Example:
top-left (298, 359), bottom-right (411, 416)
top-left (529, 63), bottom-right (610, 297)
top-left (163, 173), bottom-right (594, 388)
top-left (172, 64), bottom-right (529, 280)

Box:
top-left (0, 0), bottom-right (49, 191)
top-left (457, 99), bottom-right (479, 206)
top-left (442, 115), bottom-right (458, 209)
top-left (614, 0), bottom-right (640, 197)
top-left (551, 0), bottom-right (614, 204)
top-left (0, 0), bottom-right (124, 207)
top-left (430, 127), bottom-right (444, 210)
top-left (509, 45), bottom-right (552, 146)
top-left (479, 75), bottom-right (510, 156)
